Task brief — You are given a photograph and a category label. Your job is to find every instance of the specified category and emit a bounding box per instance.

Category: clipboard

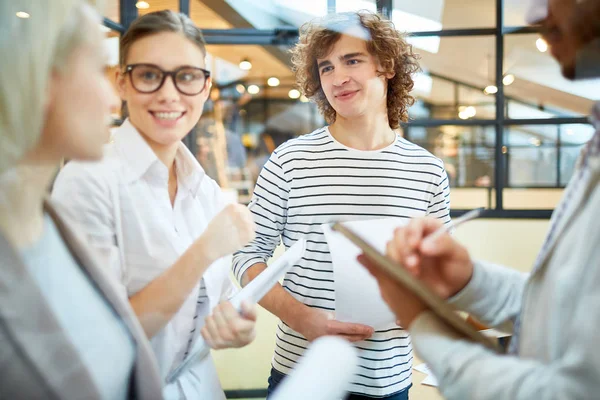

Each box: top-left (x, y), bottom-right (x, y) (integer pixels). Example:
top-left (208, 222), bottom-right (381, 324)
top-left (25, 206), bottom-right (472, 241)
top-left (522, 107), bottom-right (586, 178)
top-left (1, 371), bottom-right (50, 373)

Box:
top-left (166, 238), bottom-right (307, 382)
top-left (331, 223), bottom-right (503, 354)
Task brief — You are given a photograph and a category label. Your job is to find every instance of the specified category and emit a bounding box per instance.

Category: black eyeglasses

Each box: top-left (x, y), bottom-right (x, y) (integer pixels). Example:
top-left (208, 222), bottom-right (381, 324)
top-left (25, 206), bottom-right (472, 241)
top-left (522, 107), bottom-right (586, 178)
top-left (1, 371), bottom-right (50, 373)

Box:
top-left (124, 64), bottom-right (211, 96)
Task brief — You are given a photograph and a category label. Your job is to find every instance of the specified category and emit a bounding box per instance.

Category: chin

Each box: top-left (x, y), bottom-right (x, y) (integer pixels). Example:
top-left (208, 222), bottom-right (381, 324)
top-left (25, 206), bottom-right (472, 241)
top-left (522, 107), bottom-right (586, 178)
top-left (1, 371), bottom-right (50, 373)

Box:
top-left (561, 63), bottom-right (576, 80)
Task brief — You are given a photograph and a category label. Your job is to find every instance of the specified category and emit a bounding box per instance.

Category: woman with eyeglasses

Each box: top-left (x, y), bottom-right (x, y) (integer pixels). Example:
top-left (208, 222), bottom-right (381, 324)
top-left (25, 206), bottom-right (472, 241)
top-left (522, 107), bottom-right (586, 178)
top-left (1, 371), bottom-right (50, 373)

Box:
top-left (53, 10), bottom-right (257, 400)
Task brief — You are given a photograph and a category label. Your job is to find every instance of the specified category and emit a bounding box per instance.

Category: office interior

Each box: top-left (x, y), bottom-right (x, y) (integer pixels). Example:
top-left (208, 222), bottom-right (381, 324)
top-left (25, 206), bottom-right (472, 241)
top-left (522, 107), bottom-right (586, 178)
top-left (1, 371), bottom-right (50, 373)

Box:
top-left (96, 0), bottom-right (597, 398)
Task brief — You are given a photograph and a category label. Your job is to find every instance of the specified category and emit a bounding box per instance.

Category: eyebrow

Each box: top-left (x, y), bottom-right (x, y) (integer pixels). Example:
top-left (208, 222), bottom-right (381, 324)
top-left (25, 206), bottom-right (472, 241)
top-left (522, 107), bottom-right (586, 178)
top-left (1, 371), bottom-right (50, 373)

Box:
top-left (317, 52), bottom-right (368, 69)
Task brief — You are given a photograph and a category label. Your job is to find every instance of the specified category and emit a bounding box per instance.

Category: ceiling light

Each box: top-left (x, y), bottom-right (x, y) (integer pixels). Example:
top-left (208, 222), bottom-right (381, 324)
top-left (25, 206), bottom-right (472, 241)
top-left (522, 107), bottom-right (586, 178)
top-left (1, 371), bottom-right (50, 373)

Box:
top-left (267, 77), bottom-right (280, 87)
top-left (235, 84), bottom-right (246, 94)
top-left (465, 106), bottom-right (476, 118)
top-left (530, 138), bottom-right (542, 146)
top-left (502, 74), bottom-right (515, 86)
top-left (16, 11), bottom-right (30, 18)
top-left (288, 89), bottom-right (301, 99)
top-left (484, 85), bottom-right (498, 95)
top-left (458, 106), bottom-right (476, 120)
top-left (536, 38), bottom-right (548, 53)
top-left (247, 84), bottom-right (260, 95)
top-left (239, 59), bottom-right (252, 70)
top-left (300, 95), bottom-right (309, 103)
top-left (136, 1), bottom-right (150, 9)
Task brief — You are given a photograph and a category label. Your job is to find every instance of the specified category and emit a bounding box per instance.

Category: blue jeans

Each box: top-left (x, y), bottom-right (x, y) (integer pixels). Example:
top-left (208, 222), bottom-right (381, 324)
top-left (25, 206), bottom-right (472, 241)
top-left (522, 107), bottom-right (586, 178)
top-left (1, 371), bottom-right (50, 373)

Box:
top-left (266, 367), bottom-right (410, 399)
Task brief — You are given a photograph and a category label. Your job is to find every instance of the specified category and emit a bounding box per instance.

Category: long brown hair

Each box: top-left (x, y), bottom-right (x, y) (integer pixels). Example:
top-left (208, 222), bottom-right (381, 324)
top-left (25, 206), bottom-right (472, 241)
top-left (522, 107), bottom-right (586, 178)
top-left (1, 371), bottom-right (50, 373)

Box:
top-left (119, 10), bottom-right (206, 67)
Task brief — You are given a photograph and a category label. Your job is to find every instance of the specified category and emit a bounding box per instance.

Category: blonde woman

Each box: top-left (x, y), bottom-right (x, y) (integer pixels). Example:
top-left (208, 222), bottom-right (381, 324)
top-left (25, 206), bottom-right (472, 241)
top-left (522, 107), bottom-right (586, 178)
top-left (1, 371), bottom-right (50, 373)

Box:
top-left (0, 1), bottom-right (163, 399)
top-left (53, 10), bottom-right (257, 400)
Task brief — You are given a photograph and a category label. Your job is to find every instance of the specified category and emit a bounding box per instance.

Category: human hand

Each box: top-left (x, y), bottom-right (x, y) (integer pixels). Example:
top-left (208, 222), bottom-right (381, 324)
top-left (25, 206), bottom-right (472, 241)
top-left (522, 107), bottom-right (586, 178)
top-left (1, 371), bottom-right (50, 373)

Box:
top-left (292, 307), bottom-right (374, 343)
top-left (202, 301), bottom-right (257, 349)
top-left (198, 203), bottom-right (256, 263)
top-left (388, 217), bottom-right (474, 299)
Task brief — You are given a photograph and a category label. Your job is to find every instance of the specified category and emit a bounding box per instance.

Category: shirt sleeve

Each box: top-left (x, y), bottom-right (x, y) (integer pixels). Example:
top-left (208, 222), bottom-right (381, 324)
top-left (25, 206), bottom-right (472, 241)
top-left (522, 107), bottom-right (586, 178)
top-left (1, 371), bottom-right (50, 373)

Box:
top-left (427, 162), bottom-right (451, 225)
top-left (51, 162), bottom-right (127, 298)
top-left (449, 260), bottom-right (528, 328)
top-left (411, 281), bottom-right (600, 400)
top-left (232, 150), bottom-right (290, 284)
top-left (409, 218), bottom-right (600, 400)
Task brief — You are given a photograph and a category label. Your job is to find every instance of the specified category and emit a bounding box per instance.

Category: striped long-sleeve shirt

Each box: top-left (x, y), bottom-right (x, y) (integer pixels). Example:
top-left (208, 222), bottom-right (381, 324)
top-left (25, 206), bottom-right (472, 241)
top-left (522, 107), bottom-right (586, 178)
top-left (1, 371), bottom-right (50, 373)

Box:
top-left (232, 127), bottom-right (451, 397)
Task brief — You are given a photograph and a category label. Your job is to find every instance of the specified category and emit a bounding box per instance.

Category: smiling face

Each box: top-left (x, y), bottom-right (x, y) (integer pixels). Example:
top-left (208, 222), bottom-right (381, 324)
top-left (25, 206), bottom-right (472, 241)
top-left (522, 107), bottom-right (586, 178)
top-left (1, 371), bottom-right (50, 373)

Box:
top-left (316, 34), bottom-right (392, 123)
top-left (117, 31), bottom-right (210, 148)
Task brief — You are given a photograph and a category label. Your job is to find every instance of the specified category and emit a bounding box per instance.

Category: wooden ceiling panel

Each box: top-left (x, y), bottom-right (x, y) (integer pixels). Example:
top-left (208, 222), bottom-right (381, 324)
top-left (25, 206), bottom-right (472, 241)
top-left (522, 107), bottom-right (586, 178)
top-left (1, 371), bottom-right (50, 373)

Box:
top-left (206, 44), bottom-right (293, 82)
top-left (104, 0), bottom-right (119, 22)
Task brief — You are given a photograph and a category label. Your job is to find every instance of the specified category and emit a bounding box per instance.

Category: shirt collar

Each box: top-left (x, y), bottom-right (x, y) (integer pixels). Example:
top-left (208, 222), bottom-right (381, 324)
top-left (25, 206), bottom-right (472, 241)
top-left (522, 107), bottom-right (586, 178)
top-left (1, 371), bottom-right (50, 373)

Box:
top-left (113, 119), bottom-right (206, 197)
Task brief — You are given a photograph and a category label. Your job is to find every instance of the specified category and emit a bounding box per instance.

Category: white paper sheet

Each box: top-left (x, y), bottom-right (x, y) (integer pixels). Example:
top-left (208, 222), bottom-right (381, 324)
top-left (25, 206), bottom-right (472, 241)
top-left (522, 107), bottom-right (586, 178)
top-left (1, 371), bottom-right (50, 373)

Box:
top-left (166, 239), bottom-right (306, 382)
top-left (414, 363), bottom-right (439, 387)
top-left (270, 336), bottom-right (358, 400)
top-left (322, 218), bottom-right (408, 329)
top-left (413, 363), bottom-right (433, 375)
top-left (421, 374), bottom-right (439, 387)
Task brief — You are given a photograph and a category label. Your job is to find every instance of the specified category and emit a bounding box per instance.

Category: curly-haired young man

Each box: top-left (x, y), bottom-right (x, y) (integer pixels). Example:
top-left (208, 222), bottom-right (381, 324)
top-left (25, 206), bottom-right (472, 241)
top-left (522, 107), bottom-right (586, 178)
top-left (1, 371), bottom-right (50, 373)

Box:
top-left (232, 11), bottom-right (452, 399)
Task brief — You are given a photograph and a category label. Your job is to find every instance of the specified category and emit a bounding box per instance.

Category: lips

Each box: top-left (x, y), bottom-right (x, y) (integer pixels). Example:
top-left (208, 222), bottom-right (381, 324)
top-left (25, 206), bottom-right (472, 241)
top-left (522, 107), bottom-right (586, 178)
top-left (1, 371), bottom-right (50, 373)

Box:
top-left (335, 90), bottom-right (359, 100)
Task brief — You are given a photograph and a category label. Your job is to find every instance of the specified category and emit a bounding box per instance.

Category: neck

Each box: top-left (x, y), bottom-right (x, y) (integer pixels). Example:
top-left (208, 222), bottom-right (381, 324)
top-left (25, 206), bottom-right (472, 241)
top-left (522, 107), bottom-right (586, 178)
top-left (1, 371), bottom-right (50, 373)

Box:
top-left (131, 120), bottom-right (180, 180)
top-left (0, 154), bottom-right (59, 248)
top-left (145, 138), bottom-right (179, 179)
top-left (329, 111), bottom-right (395, 151)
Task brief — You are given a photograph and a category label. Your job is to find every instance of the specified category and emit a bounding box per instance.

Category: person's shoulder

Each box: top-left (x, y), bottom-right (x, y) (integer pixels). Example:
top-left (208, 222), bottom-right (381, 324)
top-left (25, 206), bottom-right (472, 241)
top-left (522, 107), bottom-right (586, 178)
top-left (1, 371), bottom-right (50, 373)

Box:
top-left (54, 144), bottom-right (120, 193)
top-left (393, 136), bottom-right (445, 168)
top-left (273, 127), bottom-right (330, 157)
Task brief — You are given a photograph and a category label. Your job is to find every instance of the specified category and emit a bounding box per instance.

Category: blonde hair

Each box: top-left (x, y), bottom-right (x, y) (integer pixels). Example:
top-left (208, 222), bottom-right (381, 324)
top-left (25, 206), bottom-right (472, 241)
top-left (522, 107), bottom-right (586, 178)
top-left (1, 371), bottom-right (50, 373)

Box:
top-left (291, 11), bottom-right (420, 129)
top-left (0, 0), bottom-right (101, 173)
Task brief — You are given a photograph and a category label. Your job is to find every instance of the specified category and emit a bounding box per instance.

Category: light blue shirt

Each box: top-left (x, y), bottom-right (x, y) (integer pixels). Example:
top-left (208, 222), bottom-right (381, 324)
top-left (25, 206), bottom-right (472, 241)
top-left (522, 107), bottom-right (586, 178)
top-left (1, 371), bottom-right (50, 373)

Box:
top-left (20, 214), bottom-right (136, 400)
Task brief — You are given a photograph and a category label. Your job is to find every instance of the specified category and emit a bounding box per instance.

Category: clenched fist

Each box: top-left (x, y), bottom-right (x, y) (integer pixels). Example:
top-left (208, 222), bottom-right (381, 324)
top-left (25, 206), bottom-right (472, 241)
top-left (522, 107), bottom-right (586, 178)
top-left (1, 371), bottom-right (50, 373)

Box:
top-left (199, 203), bottom-right (256, 263)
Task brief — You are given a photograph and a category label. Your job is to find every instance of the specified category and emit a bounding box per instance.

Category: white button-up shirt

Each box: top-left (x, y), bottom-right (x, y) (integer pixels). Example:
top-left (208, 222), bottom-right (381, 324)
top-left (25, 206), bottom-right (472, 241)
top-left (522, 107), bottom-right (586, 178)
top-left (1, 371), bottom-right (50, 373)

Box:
top-left (52, 119), bottom-right (235, 400)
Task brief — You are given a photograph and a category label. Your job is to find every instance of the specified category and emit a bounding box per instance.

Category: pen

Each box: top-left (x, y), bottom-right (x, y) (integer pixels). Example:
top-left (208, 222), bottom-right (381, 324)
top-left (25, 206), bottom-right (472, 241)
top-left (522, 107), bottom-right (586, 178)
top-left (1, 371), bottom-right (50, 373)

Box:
top-left (248, 197), bottom-right (258, 210)
top-left (427, 207), bottom-right (485, 242)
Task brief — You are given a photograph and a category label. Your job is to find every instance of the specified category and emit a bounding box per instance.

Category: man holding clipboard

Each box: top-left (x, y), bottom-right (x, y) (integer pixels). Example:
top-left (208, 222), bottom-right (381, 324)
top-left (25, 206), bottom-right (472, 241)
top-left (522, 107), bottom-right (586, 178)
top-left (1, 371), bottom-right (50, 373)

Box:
top-left (363, 1), bottom-right (600, 398)
top-left (232, 10), bottom-right (452, 400)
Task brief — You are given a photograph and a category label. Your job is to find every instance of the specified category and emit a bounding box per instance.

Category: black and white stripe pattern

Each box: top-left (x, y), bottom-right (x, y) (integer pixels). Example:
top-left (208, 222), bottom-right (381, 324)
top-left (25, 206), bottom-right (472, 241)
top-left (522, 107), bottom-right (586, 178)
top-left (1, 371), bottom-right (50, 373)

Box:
top-left (233, 127), bottom-right (451, 397)
top-left (182, 279), bottom-right (208, 361)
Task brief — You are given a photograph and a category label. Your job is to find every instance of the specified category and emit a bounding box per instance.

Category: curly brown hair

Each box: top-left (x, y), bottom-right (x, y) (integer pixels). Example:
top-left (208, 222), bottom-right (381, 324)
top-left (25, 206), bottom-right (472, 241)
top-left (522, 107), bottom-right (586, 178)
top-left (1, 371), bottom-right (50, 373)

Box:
top-left (290, 11), bottom-right (420, 129)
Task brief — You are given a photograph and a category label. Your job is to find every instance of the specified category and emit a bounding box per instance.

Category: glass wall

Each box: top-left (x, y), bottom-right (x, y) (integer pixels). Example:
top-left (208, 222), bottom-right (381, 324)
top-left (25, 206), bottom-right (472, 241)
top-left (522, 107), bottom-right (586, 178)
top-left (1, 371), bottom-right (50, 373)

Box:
top-left (103, 0), bottom-right (595, 215)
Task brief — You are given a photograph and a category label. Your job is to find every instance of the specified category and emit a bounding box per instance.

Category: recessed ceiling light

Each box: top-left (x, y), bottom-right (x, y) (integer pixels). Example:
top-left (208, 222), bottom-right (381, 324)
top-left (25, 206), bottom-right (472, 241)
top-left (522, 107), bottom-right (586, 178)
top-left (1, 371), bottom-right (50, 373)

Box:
top-left (502, 74), bottom-right (515, 86)
top-left (484, 85), bottom-right (498, 95)
top-left (536, 38), bottom-right (548, 53)
top-left (267, 77), bottom-right (280, 87)
top-left (248, 85), bottom-right (260, 95)
top-left (288, 89), bottom-right (300, 99)
top-left (136, 1), bottom-right (150, 10)
top-left (300, 95), bottom-right (309, 103)
top-left (16, 11), bottom-right (30, 18)
top-left (236, 84), bottom-right (246, 94)
top-left (239, 59), bottom-right (252, 70)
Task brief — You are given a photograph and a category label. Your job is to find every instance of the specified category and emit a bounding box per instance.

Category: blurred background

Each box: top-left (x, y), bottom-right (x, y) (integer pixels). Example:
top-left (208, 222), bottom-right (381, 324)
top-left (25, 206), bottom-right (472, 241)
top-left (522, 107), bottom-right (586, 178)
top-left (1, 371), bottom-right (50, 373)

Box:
top-left (98, 0), bottom-right (599, 216)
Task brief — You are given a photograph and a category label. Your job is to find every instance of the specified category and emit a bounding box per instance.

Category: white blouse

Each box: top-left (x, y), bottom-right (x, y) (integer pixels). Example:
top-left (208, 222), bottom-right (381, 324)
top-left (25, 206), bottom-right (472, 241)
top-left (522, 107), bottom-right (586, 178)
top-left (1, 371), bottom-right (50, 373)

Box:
top-left (52, 119), bottom-right (235, 400)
